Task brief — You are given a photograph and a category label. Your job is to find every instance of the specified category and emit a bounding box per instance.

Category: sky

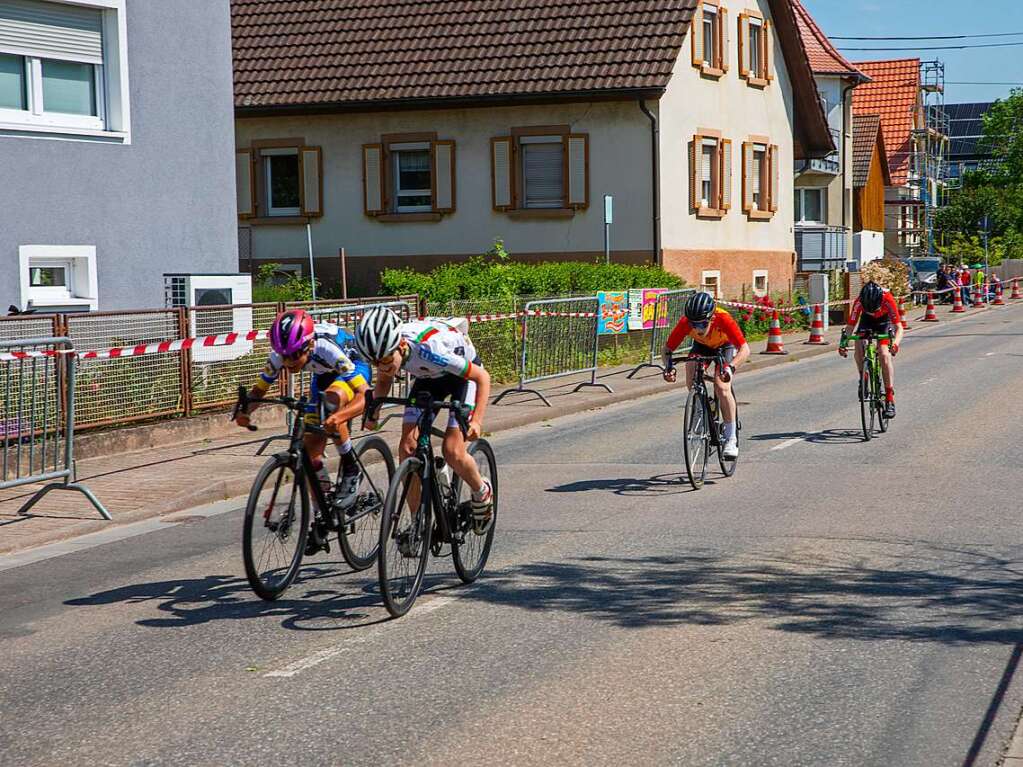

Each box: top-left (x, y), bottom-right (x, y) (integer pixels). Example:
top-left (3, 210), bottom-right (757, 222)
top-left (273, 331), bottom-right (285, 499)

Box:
top-left (801, 0), bottom-right (1023, 105)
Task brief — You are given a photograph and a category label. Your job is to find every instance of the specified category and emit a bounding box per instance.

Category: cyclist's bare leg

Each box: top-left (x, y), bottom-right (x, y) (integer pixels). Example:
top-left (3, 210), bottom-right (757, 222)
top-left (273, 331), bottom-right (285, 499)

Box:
top-left (442, 426), bottom-right (483, 493)
top-left (879, 344), bottom-right (894, 391)
top-left (714, 376), bottom-right (736, 424)
top-left (853, 339), bottom-right (866, 375)
top-left (684, 360), bottom-right (698, 389)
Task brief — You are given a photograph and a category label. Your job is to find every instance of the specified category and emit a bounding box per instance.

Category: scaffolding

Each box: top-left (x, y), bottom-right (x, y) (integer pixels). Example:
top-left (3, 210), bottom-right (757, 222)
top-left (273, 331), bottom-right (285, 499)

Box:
top-left (903, 60), bottom-right (950, 258)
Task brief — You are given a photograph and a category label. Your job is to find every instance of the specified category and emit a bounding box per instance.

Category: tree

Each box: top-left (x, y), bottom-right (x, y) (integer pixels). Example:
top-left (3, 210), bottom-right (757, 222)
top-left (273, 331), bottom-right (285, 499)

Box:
top-left (980, 88), bottom-right (1023, 183)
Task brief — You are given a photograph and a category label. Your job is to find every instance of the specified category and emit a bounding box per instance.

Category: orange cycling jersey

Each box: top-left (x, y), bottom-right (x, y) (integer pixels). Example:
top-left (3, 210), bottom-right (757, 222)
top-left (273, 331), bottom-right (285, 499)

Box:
top-left (666, 307), bottom-right (747, 351)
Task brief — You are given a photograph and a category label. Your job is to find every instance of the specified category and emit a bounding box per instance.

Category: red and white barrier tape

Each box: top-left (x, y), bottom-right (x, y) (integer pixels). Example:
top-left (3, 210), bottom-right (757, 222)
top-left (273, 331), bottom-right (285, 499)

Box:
top-left (0, 330), bottom-right (269, 363)
top-left (719, 298), bottom-right (853, 315)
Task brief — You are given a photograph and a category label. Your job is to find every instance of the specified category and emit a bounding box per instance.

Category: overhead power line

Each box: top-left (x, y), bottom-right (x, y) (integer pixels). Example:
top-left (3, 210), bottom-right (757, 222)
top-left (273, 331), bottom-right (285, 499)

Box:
top-left (946, 81), bottom-right (1023, 86)
top-left (838, 41), bottom-right (1023, 51)
top-left (831, 32), bottom-right (1023, 40)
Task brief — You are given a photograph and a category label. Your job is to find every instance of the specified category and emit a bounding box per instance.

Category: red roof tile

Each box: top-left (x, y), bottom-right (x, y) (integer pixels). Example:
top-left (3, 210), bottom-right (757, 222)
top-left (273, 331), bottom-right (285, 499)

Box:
top-left (791, 0), bottom-right (866, 79)
top-left (851, 58), bottom-right (920, 186)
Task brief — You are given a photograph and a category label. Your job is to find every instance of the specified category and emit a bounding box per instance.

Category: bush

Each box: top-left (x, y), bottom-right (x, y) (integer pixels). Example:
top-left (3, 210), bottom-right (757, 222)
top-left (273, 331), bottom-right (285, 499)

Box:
top-left (380, 239), bottom-right (685, 302)
top-left (861, 259), bottom-right (910, 297)
top-left (252, 263), bottom-right (319, 303)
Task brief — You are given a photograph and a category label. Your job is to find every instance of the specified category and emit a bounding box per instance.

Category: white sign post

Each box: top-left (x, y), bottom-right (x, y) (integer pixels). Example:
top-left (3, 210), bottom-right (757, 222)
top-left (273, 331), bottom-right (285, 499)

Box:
top-left (604, 195), bottom-right (613, 265)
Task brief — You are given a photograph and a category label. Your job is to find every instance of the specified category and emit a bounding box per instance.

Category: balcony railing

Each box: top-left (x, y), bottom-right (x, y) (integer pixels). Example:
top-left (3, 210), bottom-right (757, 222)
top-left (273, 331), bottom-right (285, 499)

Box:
top-left (796, 225), bottom-right (848, 272)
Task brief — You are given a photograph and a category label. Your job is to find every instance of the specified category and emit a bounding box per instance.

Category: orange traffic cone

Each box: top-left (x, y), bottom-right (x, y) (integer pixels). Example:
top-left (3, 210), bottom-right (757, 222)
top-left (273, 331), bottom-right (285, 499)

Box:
top-left (993, 281), bottom-right (1005, 306)
top-left (804, 304), bottom-right (828, 345)
top-left (922, 292), bottom-right (939, 322)
top-left (899, 295), bottom-right (911, 330)
top-left (761, 310), bottom-right (788, 355)
top-left (1011, 278), bottom-right (1022, 300)
top-left (952, 287), bottom-right (965, 313)
top-left (972, 284), bottom-right (984, 308)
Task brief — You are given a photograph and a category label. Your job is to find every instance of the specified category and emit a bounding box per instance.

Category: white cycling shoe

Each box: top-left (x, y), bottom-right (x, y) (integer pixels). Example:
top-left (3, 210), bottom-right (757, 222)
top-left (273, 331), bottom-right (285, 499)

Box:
top-left (335, 471), bottom-right (361, 510)
top-left (723, 436), bottom-right (739, 460)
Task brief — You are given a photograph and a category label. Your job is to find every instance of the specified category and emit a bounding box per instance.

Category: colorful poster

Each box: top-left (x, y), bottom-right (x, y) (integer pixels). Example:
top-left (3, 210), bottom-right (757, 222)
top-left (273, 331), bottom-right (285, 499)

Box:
top-left (627, 289), bottom-right (645, 330)
top-left (597, 291), bottom-right (628, 335)
top-left (641, 289), bottom-right (669, 329)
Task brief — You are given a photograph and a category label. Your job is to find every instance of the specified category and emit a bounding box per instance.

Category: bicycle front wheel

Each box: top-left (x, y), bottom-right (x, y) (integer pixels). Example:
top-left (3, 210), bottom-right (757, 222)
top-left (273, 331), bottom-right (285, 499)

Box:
top-left (874, 364), bottom-right (890, 434)
top-left (338, 436), bottom-right (395, 571)
top-left (452, 439), bottom-right (498, 584)
top-left (242, 456), bottom-right (310, 601)
top-left (859, 366), bottom-right (874, 442)
top-left (378, 458), bottom-right (432, 618)
top-left (683, 391), bottom-right (710, 490)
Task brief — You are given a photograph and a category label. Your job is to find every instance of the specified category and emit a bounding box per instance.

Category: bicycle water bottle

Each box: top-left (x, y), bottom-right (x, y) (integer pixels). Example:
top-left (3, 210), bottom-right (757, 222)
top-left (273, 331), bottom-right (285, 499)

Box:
top-left (434, 457), bottom-right (452, 497)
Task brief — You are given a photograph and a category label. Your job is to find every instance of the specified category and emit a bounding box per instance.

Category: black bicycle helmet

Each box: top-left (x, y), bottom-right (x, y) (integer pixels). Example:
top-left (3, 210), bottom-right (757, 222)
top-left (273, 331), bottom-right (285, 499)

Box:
top-left (859, 281), bottom-right (884, 313)
top-left (684, 291), bottom-right (717, 324)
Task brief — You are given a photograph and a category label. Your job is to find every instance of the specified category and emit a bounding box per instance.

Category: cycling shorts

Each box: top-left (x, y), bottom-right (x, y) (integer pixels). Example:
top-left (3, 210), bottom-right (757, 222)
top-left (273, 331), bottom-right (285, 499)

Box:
top-left (404, 357), bottom-right (482, 430)
top-left (305, 361), bottom-right (371, 425)
top-left (690, 342), bottom-right (737, 366)
top-left (855, 314), bottom-right (893, 343)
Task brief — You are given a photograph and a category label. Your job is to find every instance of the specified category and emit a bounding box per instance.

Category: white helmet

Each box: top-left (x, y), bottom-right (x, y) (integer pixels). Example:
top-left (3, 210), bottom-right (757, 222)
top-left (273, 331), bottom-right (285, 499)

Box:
top-left (356, 306), bottom-right (402, 361)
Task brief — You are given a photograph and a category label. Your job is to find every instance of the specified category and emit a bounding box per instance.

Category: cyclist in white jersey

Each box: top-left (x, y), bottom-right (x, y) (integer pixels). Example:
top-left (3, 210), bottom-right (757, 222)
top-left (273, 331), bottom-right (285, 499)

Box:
top-left (356, 308), bottom-right (493, 527)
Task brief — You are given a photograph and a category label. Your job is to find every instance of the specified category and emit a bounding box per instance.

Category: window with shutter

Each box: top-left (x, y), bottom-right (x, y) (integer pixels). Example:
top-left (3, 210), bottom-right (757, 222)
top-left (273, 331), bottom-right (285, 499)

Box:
top-left (689, 137), bottom-right (700, 212)
top-left (491, 136), bottom-right (513, 211)
top-left (692, 131), bottom-right (726, 218)
top-left (701, 141), bottom-right (715, 208)
top-left (691, 2), bottom-right (704, 67)
top-left (741, 142), bottom-right (753, 212)
top-left (521, 136), bottom-right (564, 209)
top-left (300, 146), bottom-right (323, 217)
top-left (769, 144), bottom-right (779, 212)
top-left (432, 140), bottom-right (455, 214)
top-left (764, 20), bottom-right (773, 81)
top-left (390, 142), bottom-right (433, 213)
top-left (719, 7), bottom-right (729, 73)
top-left (720, 138), bottom-right (732, 211)
top-left (363, 143), bottom-right (385, 216)
top-left (262, 147), bottom-right (301, 217)
top-left (738, 13), bottom-right (750, 77)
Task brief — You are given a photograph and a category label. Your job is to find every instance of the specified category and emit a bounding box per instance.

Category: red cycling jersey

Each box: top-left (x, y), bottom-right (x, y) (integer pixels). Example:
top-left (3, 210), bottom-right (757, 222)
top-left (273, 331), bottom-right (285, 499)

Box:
top-left (849, 291), bottom-right (901, 326)
top-left (666, 307), bottom-right (747, 351)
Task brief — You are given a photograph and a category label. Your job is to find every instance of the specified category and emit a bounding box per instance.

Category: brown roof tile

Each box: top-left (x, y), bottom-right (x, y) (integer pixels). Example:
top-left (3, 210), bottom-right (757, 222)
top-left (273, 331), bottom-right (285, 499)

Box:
top-left (851, 58), bottom-right (920, 186)
top-left (791, 0), bottom-right (866, 79)
top-left (852, 113), bottom-right (881, 187)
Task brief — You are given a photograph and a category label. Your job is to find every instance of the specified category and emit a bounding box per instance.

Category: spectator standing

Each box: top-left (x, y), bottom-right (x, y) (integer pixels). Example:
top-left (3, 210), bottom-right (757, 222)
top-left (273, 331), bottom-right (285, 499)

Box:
top-left (959, 265), bottom-right (972, 305)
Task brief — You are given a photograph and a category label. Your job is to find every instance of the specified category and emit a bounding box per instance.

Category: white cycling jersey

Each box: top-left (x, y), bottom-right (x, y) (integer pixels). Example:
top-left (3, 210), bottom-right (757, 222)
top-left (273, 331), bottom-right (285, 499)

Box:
top-left (399, 320), bottom-right (478, 380)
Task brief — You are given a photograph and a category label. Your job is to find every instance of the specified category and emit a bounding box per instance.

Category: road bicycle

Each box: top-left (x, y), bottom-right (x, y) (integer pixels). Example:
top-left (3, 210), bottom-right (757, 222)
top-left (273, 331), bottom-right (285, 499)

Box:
top-left (365, 391), bottom-right (498, 618)
top-left (849, 330), bottom-right (890, 441)
top-left (667, 352), bottom-right (741, 491)
top-left (233, 386), bottom-right (395, 601)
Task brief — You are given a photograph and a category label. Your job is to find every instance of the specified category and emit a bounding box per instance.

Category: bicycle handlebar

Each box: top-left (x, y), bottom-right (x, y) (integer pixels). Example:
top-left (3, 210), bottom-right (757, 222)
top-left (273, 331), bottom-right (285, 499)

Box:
top-left (232, 385), bottom-right (329, 436)
top-left (363, 391), bottom-right (472, 437)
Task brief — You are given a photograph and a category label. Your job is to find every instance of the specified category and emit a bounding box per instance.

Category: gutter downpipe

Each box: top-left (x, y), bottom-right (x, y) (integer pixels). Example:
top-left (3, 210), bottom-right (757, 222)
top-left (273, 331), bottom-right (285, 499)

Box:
top-left (639, 99), bottom-right (661, 267)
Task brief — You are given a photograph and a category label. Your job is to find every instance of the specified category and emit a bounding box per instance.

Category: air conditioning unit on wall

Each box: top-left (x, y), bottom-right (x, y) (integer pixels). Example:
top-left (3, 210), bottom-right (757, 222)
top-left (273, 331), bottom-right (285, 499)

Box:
top-left (164, 273), bottom-right (253, 362)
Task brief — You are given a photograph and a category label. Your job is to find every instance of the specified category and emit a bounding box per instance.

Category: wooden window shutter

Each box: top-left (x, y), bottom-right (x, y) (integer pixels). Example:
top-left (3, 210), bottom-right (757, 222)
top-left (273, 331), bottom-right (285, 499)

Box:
top-left (565, 133), bottom-right (589, 209)
top-left (741, 142), bottom-right (753, 212)
top-left (299, 146), bottom-right (323, 217)
top-left (236, 149), bottom-right (255, 219)
top-left (491, 136), bottom-right (513, 211)
top-left (764, 20), bottom-right (774, 81)
top-left (738, 13), bottom-right (750, 78)
top-left (691, 2), bottom-right (704, 67)
top-left (720, 138), bottom-right (732, 212)
top-left (362, 144), bottom-right (384, 216)
top-left (432, 140), bottom-right (456, 214)
top-left (719, 7), bottom-right (729, 72)
top-left (769, 144), bottom-right (780, 212)
top-left (689, 135), bottom-right (701, 212)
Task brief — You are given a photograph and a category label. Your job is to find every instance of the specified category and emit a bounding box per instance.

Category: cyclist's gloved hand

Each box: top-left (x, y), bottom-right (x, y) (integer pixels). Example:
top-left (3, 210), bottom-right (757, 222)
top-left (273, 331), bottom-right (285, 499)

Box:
top-left (719, 363), bottom-right (734, 383)
top-left (890, 342), bottom-right (900, 356)
top-left (662, 348), bottom-right (677, 383)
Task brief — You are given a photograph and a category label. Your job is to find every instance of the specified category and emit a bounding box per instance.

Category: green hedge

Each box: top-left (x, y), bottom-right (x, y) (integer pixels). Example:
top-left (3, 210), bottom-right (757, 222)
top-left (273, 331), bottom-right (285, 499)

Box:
top-left (380, 242), bottom-right (685, 302)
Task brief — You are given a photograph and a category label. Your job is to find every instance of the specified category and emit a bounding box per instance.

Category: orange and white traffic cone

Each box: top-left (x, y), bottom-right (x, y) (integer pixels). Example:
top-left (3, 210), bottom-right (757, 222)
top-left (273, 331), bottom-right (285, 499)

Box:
top-left (972, 284), bottom-right (984, 308)
top-left (761, 310), bottom-right (788, 355)
top-left (922, 292), bottom-right (939, 322)
top-left (899, 295), bottom-right (911, 330)
top-left (993, 281), bottom-right (1006, 306)
top-left (952, 287), bottom-right (965, 313)
top-left (1012, 278), bottom-right (1022, 300)
top-left (804, 304), bottom-right (829, 345)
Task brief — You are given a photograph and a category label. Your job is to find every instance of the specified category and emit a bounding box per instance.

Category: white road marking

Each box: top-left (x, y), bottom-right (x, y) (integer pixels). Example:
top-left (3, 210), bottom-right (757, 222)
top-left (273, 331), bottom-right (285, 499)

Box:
top-left (771, 436), bottom-right (808, 451)
top-left (264, 594), bottom-right (458, 678)
top-left (986, 352), bottom-right (996, 356)
top-left (920, 377), bottom-right (937, 386)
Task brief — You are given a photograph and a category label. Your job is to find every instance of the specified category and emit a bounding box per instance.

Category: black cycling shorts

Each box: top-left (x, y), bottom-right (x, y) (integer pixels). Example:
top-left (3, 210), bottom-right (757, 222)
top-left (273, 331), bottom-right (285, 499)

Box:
top-left (856, 314), bottom-right (893, 337)
top-left (690, 342), bottom-right (737, 365)
top-left (405, 357), bottom-right (483, 429)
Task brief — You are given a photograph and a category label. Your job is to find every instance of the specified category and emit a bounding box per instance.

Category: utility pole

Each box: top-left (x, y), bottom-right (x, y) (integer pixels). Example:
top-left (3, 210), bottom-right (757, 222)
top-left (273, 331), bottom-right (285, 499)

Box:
top-left (981, 215), bottom-right (990, 304)
top-left (604, 195), bottom-right (613, 266)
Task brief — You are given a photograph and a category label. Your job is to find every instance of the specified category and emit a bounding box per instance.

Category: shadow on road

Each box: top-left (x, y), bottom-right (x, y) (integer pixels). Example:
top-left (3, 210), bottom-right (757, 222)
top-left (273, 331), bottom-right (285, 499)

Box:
top-left (546, 473), bottom-right (698, 496)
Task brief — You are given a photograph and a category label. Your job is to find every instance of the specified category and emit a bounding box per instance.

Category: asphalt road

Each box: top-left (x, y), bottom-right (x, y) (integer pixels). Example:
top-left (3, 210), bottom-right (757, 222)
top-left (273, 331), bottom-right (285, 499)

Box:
top-left (2, 305), bottom-right (1022, 767)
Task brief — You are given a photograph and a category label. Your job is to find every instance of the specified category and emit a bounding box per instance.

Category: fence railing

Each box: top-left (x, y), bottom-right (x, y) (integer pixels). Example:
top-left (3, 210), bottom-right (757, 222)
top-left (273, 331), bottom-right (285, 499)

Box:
top-left (628, 289), bottom-right (695, 377)
top-left (493, 296), bottom-right (612, 407)
top-left (0, 337), bottom-right (109, 519)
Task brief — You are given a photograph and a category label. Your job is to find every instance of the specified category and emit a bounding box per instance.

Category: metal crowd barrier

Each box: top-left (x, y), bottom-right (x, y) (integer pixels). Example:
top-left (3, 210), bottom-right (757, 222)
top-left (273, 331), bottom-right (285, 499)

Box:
top-left (493, 296), bottom-right (612, 407)
top-left (628, 289), bottom-right (694, 377)
top-left (0, 337), bottom-right (109, 519)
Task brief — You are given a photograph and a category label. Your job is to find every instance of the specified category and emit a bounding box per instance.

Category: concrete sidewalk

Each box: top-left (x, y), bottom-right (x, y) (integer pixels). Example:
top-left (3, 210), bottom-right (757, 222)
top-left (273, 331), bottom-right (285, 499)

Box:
top-left (0, 301), bottom-right (1003, 556)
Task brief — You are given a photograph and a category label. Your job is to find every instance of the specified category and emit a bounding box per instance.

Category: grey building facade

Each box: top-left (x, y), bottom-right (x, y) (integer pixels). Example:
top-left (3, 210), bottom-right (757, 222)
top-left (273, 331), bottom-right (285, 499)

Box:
top-left (0, 0), bottom-right (238, 313)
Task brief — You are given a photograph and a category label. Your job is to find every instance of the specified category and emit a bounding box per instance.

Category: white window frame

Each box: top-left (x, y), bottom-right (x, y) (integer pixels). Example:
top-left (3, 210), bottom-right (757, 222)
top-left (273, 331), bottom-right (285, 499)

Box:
top-left (520, 134), bottom-right (564, 209)
top-left (19, 244), bottom-right (99, 310)
top-left (794, 187), bottom-right (827, 224)
top-left (702, 6), bottom-right (717, 70)
top-left (0, 0), bottom-right (130, 143)
top-left (701, 270), bottom-right (722, 298)
top-left (701, 138), bottom-right (718, 209)
top-left (752, 269), bottom-right (769, 297)
top-left (390, 141), bottom-right (433, 213)
top-left (262, 147), bottom-right (302, 217)
top-left (752, 143), bottom-right (767, 210)
top-left (748, 18), bottom-right (762, 78)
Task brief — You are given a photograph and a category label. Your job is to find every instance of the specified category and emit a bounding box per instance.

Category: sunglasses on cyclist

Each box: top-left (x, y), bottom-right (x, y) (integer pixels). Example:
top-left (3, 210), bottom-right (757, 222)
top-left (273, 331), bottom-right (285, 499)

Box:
top-left (692, 320), bottom-right (711, 332)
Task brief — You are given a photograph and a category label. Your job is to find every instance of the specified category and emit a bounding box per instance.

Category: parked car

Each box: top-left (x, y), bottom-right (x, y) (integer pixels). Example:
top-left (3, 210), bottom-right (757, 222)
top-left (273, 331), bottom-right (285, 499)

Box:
top-left (902, 257), bottom-right (942, 298)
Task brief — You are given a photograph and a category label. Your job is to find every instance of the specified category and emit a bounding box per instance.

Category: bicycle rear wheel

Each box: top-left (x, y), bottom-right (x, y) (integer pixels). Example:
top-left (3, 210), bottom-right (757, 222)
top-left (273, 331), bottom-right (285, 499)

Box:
top-left (452, 440), bottom-right (498, 584)
top-left (338, 436), bottom-right (395, 571)
top-left (378, 458), bottom-right (432, 618)
top-left (859, 365), bottom-right (874, 442)
top-left (242, 456), bottom-right (309, 601)
top-left (683, 391), bottom-right (710, 490)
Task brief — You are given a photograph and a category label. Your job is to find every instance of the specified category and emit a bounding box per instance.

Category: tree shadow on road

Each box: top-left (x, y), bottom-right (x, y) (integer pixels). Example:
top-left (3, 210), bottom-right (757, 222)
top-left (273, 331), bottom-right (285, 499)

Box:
top-left (64, 562), bottom-right (456, 632)
top-left (462, 544), bottom-right (1023, 645)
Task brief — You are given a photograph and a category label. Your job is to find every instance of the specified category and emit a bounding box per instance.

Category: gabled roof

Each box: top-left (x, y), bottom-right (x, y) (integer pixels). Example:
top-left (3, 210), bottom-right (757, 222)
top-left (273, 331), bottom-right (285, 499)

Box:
top-left (791, 0), bottom-right (867, 80)
top-left (230, 0), bottom-right (834, 155)
top-left (232, 0), bottom-right (699, 110)
top-left (852, 113), bottom-right (890, 188)
top-left (851, 58), bottom-right (920, 186)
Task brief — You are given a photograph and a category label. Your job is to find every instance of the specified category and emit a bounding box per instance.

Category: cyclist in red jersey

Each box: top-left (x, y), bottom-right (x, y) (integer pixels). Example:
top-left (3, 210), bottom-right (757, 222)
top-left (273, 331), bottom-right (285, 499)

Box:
top-left (839, 281), bottom-right (904, 418)
top-left (662, 292), bottom-right (750, 459)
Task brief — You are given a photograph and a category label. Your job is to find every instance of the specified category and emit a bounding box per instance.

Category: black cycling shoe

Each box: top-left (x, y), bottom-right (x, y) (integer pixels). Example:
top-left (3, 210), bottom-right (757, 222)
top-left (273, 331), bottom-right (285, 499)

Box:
top-left (884, 402), bottom-right (896, 419)
top-left (304, 523), bottom-right (331, 557)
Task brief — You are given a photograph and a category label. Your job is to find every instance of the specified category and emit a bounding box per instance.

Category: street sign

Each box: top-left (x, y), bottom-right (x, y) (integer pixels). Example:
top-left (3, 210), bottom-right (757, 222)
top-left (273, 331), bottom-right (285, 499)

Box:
top-left (604, 195), bottom-right (613, 225)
